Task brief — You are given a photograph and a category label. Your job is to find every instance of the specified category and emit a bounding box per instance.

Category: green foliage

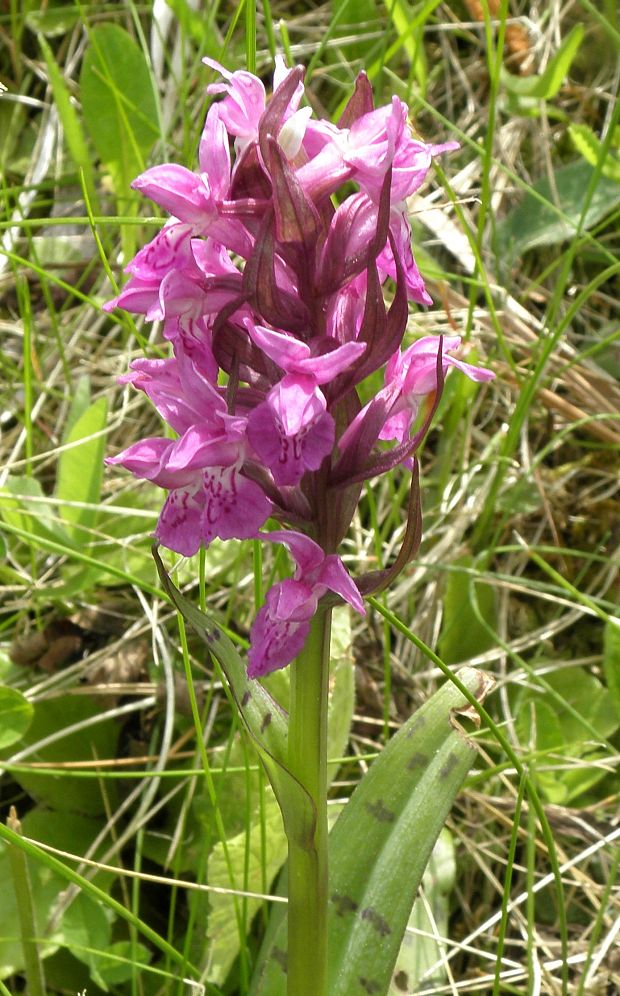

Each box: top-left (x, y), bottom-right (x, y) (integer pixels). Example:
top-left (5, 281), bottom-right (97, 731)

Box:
top-left (501, 25), bottom-right (584, 100)
top-left (3, 695), bottom-right (120, 815)
top-left (205, 609), bottom-right (355, 984)
top-left (389, 830), bottom-right (455, 995)
top-left (569, 122), bottom-right (620, 182)
top-left (0, 809), bottom-right (113, 982)
top-left (603, 620), bottom-right (620, 722)
top-left (0, 687), bottom-right (33, 749)
top-left (438, 557), bottom-right (497, 665)
top-left (495, 160), bottom-right (620, 260)
top-left (56, 384), bottom-right (107, 542)
top-left (80, 24), bottom-right (160, 174)
top-left (513, 664), bottom-right (619, 804)
top-left (250, 668), bottom-right (491, 996)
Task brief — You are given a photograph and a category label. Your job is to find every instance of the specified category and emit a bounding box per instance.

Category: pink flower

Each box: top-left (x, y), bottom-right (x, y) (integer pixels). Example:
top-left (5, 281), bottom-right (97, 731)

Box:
top-left (380, 335), bottom-right (495, 442)
top-left (247, 531), bottom-right (365, 677)
top-left (245, 323), bottom-right (365, 485)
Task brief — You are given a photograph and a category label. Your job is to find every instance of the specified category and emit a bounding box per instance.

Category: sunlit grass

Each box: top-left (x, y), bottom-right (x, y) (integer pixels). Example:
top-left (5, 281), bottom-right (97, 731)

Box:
top-left (0, 1), bottom-right (618, 994)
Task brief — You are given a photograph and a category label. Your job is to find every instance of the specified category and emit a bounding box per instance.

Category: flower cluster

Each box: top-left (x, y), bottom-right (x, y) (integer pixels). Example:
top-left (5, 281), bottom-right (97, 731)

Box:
top-left (106, 59), bottom-right (493, 677)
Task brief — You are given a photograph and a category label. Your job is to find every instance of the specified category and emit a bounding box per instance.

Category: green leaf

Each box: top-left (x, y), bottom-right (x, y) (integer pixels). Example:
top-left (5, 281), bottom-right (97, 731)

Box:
top-left (2, 695), bottom-right (120, 815)
top-left (55, 394), bottom-right (108, 541)
top-left (569, 123), bottom-right (620, 183)
top-left (90, 940), bottom-right (151, 986)
top-left (0, 476), bottom-right (72, 548)
top-left (0, 809), bottom-right (115, 981)
top-left (38, 35), bottom-right (98, 208)
top-left (251, 667), bottom-right (493, 996)
top-left (514, 664), bottom-right (619, 804)
top-left (0, 687), bottom-right (34, 749)
top-left (603, 620), bottom-right (620, 722)
top-left (153, 546), bottom-right (289, 768)
top-left (502, 24), bottom-right (584, 99)
top-left (154, 547), bottom-right (317, 863)
top-left (438, 557), bottom-right (497, 665)
top-left (389, 829), bottom-right (455, 994)
top-left (79, 24), bottom-right (159, 169)
top-left (495, 160), bottom-right (620, 260)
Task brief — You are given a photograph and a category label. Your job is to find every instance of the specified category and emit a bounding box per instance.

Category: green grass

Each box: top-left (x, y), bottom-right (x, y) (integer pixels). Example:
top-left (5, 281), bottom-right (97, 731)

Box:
top-left (1, 1), bottom-right (619, 994)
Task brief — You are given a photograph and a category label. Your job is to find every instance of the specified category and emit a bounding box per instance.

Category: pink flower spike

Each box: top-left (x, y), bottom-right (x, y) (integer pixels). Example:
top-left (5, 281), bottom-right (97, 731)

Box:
top-left (380, 335), bottom-right (494, 442)
top-left (247, 580), bottom-right (316, 678)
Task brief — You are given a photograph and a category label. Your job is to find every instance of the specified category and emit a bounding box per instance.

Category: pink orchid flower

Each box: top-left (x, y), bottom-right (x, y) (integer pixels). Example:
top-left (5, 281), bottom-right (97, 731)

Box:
top-left (248, 531), bottom-right (365, 678)
top-left (245, 323), bottom-right (365, 485)
top-left (380, 335), bottom-right (496, 442)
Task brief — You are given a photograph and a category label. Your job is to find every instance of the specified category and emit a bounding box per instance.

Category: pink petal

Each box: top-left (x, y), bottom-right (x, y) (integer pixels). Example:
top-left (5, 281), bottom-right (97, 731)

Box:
top-left (318, 556), bottom-right (365, 615)
top-left (132, 165), bottom-right (215, 228)
top-left (247, 580), bottom-right (316, 678)
top-left (156, 483), bottom-right (204, 556)
top-left (202, 466), bottom-right (272, 542)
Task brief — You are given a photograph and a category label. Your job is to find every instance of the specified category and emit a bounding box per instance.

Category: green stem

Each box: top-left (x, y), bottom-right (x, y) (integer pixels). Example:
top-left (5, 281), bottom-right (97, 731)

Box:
top-left (286, 607), bottom-right (331, 996)
top-left (6, 808), bottom-right (46, 996)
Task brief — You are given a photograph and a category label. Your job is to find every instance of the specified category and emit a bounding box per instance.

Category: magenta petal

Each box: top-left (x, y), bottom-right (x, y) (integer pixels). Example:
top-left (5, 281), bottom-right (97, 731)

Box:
top-left (202, 467), bottom-right (271, 543)
top-left (156, 483), bottom-right (204, 556)
top-left (246, 322), bottom-right (310, 369)
top-left (198, 105), bottom-right (231, 198)
top-left (261, 530), bottom-right (325, 576)
top-left (106, 437), bottom-right (171, 482)
top-left (296, 341), bottom-right (366, 383)
top-left (317, 556), bottom-right (365, 614)
top-left (132, 165), bottom-right (214, 227)
top-left (247, 580), bottom-right (316, 678)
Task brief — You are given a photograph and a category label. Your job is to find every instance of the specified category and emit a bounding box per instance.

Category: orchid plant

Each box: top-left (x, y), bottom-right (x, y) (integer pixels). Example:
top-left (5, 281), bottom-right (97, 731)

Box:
top-left (107, 59), bottom-right (494, 996)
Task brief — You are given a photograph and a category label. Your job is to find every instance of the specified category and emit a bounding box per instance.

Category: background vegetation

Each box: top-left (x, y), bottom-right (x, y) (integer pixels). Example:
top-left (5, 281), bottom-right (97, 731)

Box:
top-left (0, 1), bottom-right (618, 993)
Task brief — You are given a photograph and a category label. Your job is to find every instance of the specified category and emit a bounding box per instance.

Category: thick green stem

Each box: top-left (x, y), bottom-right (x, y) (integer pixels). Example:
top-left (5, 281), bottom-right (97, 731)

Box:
top-left (286, 607), bottom-right (332, 996)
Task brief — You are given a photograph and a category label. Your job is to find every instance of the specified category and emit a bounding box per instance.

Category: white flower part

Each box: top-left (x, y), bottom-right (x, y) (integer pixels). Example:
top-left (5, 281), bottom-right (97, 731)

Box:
top-left (279, 106), bottom-right (313, 159)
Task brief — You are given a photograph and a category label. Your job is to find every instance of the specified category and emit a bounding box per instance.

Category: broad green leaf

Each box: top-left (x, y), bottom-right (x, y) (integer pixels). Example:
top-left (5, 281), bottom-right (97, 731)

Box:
top-left (205, 608), bottom-right (355, 985)
top-left (251, 667), bottom-right (493, 996)
top-left (2, 695), bottom-right (120, 815)
top-left (569, 123), bottom-right (620, 183)
top-left (0, 809), bottom-right (114, 980)
top-left (514, 665), bottom-right (620, 804)
top-left (55, 395), bottom-right (108, 541)
top-left (502, 25), bottom-right (583, 99)
top-left (603, 619), bottom-right (620, 722)
top-left (38, 35), bottom-right (98, 208)
top-left (90, 940), bottom-right (151, 986)
top-left (495, 160), bottom-right (620, 260)
top-left (26, 3), bottom-right (80, 37)
top-left (79, 24), bottom-right (159, 169)
top-left (389, 829), bottom-right (455, 994)
top-left (438, 557), bottom-right (497, 665)
top-left (0, 687), bottom-right (34, 749)
top-left (0, 475), bottom-right (72, 547)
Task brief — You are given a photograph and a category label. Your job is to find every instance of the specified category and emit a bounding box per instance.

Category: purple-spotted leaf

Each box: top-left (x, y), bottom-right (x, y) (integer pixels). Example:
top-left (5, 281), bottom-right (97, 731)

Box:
top-left (250, 666), bottom-right (493, 996)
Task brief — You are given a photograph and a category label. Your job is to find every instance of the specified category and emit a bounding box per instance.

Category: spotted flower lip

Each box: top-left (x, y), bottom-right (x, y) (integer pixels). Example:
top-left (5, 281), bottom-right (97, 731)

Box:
top-left (106, 59), bottom-right (493, 676)
top-left (247, 531), bottom-right (365, 678)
